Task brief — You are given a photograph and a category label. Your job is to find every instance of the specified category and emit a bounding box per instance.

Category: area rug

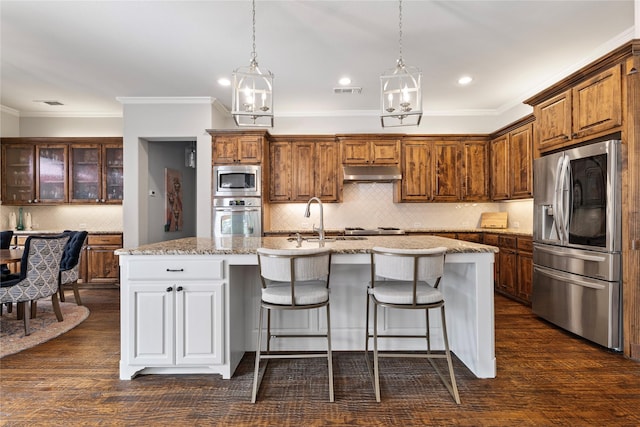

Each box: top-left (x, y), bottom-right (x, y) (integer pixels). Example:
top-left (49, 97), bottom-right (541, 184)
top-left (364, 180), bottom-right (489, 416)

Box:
top-left (0, 300), bottom-right (90, 358)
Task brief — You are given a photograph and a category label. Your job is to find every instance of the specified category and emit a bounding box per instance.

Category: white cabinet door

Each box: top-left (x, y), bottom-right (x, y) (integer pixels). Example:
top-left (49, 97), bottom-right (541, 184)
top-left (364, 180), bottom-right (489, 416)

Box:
top-left (129, 284), bottom-right (175, 365)
top-left (175, 283), bottom-right (225, 365)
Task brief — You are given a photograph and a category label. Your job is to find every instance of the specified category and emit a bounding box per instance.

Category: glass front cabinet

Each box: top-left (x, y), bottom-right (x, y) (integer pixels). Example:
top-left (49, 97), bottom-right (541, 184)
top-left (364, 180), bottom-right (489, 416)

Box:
top-left (1, 138), bottom-right (123, 205)
top-left (69, 144), bottom-right (123, 204)
top-left (2, 144), bottom-right (36, 204)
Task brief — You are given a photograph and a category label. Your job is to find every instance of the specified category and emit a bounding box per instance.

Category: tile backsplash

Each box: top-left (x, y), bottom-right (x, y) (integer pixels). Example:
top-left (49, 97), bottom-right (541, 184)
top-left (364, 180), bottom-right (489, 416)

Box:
top-left (0, 205), bottom-right (123, 232)
top-left (268, 183), bottom-right (533, 232)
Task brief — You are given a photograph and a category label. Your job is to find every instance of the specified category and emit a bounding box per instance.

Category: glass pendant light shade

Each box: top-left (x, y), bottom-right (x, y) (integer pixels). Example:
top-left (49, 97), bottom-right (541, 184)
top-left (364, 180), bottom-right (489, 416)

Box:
top-left (231, 0), bottom-right (274, 128)
top-left (380, 59), bottom-right (422, 127)
top-left (380, 0), bottom-right (422, 127)
top-left (232, 60), bottom-right (273, 127)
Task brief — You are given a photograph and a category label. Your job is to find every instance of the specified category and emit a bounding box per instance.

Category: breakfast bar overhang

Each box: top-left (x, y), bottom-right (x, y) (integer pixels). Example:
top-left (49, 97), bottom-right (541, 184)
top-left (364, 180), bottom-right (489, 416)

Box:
top-left (117, 236), bottom-right (497, 380)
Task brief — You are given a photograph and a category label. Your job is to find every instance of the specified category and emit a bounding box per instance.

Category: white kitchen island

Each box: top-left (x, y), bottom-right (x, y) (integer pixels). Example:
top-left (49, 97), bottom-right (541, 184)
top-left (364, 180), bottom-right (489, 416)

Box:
top-left (116, 235), bottom-right (497, 381)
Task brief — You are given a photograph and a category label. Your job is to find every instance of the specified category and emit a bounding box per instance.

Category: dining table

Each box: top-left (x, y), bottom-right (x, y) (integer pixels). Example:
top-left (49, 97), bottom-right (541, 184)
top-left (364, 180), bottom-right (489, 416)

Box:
top-left (0, 248), bottom-right (23, 264)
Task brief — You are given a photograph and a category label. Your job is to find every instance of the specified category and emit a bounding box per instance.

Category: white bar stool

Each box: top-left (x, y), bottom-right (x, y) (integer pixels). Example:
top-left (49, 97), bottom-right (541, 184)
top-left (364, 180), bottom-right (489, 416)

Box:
top-left (365, 246), bottom-right (461, 404)
top-left (252, 247), bottom-right (334, 403)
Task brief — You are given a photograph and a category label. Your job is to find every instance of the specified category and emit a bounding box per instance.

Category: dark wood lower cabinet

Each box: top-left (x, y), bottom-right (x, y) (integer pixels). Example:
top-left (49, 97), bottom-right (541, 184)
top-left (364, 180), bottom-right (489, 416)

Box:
top-left (484, 233), bottom-right (532, 305)
top-left (80, 233), bottom-right (122, 286)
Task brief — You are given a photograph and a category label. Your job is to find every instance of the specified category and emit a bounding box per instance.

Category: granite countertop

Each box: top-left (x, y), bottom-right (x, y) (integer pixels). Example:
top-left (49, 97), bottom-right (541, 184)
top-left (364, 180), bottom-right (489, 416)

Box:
top-left (265, 227), bottom-right (532, 237)
top-left (12, 230), bottom-right (122, 235)
top-left (116, 235), bottom-right (498, 256)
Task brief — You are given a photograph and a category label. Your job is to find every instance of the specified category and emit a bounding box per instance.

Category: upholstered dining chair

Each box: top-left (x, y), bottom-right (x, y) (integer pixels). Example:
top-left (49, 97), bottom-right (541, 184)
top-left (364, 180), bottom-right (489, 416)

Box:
top-left (0, 234), bottom-right (70, 335)
top-left (252, 247), bottom-right (334, 403)
top-left (1, 230), bottom-right (14, 276)
top-left (365, 246), bottom-right (460, 404)
top-left (58, 230), bottom-right (88, 305)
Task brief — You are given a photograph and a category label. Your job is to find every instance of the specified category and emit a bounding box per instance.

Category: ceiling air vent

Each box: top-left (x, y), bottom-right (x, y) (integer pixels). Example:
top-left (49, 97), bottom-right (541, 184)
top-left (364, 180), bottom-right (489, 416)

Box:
top-left (333, 87), bottom-right (362, 95)
top-left (34, 100), bottom-right (64, 106)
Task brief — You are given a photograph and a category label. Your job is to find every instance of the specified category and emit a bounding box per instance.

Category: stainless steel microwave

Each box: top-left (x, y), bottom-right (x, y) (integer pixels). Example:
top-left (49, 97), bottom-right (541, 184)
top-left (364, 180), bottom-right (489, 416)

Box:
top-left (213, 165), bottom-right (261, 197)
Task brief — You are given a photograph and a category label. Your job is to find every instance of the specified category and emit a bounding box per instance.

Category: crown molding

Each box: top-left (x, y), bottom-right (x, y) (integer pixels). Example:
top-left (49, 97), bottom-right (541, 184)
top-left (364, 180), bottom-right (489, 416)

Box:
top-left (116, 96), bottom-right (215, 105)
top-left (0, 105), bottom-right (20, 117)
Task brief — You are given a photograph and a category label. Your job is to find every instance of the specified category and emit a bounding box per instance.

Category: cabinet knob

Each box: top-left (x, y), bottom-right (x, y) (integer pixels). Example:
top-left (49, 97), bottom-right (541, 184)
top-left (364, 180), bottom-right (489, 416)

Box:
top-left (176, 286), bottom-right (183, 292)
top-left (166, 286), bottom-right (173, 292)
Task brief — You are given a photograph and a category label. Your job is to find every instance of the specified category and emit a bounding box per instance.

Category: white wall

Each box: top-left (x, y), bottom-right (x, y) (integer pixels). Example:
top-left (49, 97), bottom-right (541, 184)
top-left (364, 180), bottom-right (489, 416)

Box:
top-left (0, 108), bottom-right (20, 137)
top-left (146, 141), bottom-right (197, 244)
top-left (271, 103), bottom-right (532, 135)
top-left (120, 97), bottom-right (229, 248)
top-left (18, 117), bottom-right (123, 137)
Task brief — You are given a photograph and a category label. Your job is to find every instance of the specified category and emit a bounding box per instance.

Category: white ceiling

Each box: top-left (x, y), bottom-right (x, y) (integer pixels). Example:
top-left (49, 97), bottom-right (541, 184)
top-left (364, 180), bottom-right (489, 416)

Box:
top-left (0, 0), bottom-right (635, 120)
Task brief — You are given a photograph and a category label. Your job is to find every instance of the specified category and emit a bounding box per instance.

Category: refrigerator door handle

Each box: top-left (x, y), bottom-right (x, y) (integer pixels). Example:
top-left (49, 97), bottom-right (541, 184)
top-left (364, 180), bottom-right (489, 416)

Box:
top-left (553, 155), bottom-right (565, 242)
top-left (534, 245), bottom-right (607, 262)
top-left (534, 266), bottom-right (606, 290)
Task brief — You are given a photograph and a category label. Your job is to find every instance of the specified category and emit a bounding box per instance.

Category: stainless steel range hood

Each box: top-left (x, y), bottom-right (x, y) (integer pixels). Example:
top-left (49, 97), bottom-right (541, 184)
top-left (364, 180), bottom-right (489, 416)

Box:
top-left (343, 165), bottom-right (402, 182)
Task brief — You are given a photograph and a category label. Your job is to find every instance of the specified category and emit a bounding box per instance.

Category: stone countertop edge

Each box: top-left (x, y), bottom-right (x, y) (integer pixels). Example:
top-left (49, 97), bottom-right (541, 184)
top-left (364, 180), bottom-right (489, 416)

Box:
top-left (265, 228), bottom-right (532, 237)
top-left (116, 236), bottom-right (499, 256)
top-left (12, 230), bottom-right (122, 235)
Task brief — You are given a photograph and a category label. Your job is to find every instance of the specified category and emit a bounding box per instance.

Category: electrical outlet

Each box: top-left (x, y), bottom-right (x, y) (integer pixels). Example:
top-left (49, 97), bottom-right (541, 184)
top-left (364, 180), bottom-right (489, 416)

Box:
top-left (413, 222), bottom-right (422, 227)
top-left (462, 221), bottom-right (470, 227)
top-left (513, 221), bottom-right (520, 228)
top-left (79, 223), bottom-right (86, 229)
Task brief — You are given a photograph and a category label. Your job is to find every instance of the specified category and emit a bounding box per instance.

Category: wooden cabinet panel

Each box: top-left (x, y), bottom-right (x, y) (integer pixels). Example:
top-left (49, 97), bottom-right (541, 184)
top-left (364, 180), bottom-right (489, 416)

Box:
top-left (517, 238), bottom-right (533, 303)
top-left (237, 135), bottom-right (263, 164)
top-left (291, 141), bottom-right (315, 201)
top-left (534, 91), bottom-right (572, 151)
top-left (211, 133), bottom-right (264, 164)
top-left (340, 137), bottom-right (399, 165)
top-left (85, 234), bottom-right (122, 285)
top-left (491, 121), bottom-right (533, 201)
top-left (268, 137), bottom-right (339, 203)
top-left (572, 65), bottom-right (622, 139)
top-left (371, 140), bottom-right (400, 164)
top-left (490, 135), bottom-right (510, 200)
top-left (532, 65), bottom-right (622, 155)
top-left (341, 140), bottom-right (370, 164)
top-left (432, 141), bottom-right (460, 201)
top-left (509, 124), bottom-right (533, 199)
top-left (212, 136), bottom-right (238, 164)
top-left (461, 140), bottom-right (490, 201)
top-left (315, 140), bottom-right (340, 202)
top-left (486, 234), bottom-right (532, 305)
top-left (456, 232), bottom-right (484, 243)
top-left (268, 141), bottom-right (292, 202)
top-left (400, 140), bottom-right (431, 201)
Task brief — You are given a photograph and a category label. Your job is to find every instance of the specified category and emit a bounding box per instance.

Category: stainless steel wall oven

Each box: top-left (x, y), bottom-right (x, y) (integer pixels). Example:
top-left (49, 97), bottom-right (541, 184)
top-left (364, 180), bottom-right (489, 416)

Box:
top-left (532, 139), bottom-right (622, 350)
top-left (212, 197), bottom-right (262, 238)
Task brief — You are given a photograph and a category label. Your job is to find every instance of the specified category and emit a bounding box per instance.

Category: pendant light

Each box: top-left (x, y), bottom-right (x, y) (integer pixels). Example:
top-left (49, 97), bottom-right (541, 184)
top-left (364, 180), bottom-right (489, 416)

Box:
top-left (380, 0), bottom-right (422, 127)
top-left (231, 0), bottom-right (274, 127)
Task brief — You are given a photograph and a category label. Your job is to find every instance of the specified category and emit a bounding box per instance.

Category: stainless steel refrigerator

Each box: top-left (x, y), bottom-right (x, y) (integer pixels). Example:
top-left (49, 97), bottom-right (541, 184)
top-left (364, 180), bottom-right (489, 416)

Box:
top-left (532, 139), bottom-right (622, 350)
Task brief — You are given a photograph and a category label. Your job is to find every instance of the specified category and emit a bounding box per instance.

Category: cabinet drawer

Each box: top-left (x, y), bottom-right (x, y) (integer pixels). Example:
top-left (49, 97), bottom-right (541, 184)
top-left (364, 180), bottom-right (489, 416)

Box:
top-left (483, 234), bottom-right (500, 246)
top-left (517, 237), bottom-right (533, 252)
top-left (88, 234), bottom-right (122, 246)
top-left (498, 235), bottom-right (517, 250)
top-left (127, 258), bottom-right (224, 281)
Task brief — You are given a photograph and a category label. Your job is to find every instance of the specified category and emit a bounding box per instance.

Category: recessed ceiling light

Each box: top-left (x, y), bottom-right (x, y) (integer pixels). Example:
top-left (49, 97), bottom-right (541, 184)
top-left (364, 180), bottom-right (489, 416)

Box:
top-left (339, 77), bottom-right (351, 86)
top-left (458, 76), bottom-right (473, 85)
top-left (218, 78), bottom-right (231, 86)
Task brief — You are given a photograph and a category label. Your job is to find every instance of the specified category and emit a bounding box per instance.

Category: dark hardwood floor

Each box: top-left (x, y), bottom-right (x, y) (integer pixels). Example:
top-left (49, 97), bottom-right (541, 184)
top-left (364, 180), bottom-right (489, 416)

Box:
top-left (1, 288), bottom-right (639, 426)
